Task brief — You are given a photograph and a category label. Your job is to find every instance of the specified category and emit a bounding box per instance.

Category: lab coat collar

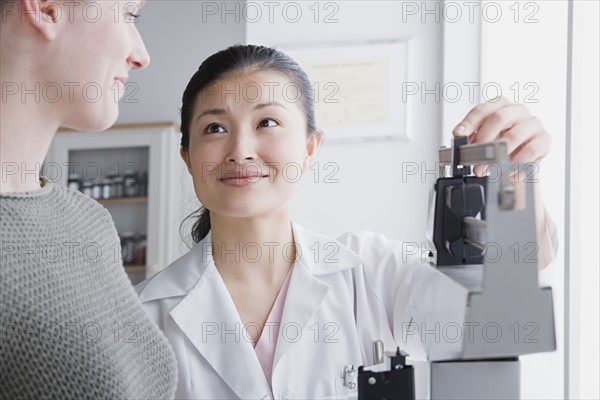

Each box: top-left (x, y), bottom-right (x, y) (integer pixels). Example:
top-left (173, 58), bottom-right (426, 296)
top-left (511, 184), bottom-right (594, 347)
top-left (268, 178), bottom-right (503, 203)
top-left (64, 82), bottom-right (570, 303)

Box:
top-left (137, 220), bottom-right (365, 303)
top-left (137, 220), bottom-right (364, 398)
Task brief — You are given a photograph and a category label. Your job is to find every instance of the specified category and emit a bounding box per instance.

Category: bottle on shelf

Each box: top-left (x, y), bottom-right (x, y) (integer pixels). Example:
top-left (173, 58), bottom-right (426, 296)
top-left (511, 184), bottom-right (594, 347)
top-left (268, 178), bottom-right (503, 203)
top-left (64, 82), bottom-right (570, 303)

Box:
top-left (123, 173), bottom-right (140, 197)
top-left (67, 173), bottom-right (80, 192)
top-left (91, 181), bottom-right (102, 200)
top-left (82, 181), bottom-right (93, 197)
top-left (101, 178), bottom-right (112, 199)
top-left (112, 173), bottom-right (124, 198)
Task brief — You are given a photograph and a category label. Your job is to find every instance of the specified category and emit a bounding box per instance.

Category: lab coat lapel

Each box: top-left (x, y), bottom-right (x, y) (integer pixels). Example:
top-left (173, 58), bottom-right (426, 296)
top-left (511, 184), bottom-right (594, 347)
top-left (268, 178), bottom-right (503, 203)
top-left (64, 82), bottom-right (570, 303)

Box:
top-left (272, 254), bottom-right (330, 371)
top-left (169, 254), bottom-right (272, 398)
top-left (272, 221), bottom-right (364, 371)
top-left (140, 221), bottom-right (364, 397)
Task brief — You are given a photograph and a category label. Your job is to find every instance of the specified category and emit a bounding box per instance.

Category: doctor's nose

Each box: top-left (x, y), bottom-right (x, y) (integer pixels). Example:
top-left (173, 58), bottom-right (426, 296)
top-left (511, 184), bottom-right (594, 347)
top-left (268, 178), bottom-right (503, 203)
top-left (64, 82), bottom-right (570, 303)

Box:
top-left (225, 132), bottom-right (258, 164)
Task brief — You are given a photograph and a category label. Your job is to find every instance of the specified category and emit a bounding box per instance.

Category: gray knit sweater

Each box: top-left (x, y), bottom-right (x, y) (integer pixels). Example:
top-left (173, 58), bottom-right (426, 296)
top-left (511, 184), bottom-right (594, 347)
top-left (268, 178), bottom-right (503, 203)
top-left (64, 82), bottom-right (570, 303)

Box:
top-left (0, 181), bottom-right (177, 399)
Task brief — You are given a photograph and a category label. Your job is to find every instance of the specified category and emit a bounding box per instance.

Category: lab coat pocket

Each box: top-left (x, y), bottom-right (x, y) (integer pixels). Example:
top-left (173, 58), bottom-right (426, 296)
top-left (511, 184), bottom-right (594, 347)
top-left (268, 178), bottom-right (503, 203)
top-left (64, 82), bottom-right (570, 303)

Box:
top-left (334, 378), bottom-right (358, 400)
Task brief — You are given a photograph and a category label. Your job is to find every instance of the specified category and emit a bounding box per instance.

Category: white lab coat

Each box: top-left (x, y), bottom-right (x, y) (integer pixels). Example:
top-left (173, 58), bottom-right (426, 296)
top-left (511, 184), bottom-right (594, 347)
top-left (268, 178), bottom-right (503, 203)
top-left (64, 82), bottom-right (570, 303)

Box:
top-left (135, 220), bottom-right (448, 399)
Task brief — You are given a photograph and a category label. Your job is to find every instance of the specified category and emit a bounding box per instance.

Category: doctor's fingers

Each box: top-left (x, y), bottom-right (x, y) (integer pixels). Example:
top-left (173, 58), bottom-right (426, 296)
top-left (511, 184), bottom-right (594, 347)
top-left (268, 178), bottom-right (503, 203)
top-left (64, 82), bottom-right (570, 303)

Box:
top-left (472, 103), bottom-right (533, 145)
top-left (471, 117), bottom-right (549, 177)
top-left (452, 96), bottom-right (518, 140)
top-left (510, 133), bottom-right (552, 165)
top-left (502, 116), bottom-right (549, 157)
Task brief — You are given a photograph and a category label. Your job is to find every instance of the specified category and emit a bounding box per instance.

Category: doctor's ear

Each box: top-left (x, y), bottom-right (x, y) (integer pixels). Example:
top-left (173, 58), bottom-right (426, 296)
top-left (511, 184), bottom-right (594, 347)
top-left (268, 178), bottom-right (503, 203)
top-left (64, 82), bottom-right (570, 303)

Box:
top-left (20, 0), bottom-right (61, 41)
top-left (180, 147), bottom-right (192, 174)
top-left (303, 128), bottom-right (324, 171)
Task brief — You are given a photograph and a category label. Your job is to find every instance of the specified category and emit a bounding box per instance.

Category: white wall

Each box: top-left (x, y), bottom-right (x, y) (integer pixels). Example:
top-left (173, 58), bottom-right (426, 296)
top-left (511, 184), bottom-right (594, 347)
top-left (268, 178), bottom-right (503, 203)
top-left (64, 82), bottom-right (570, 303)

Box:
top-left (569, 1), bottom-right (599, 398)
top-left (116, 1), bottom-right (246, 124)
top-left (482, 1), bottom-right (568, 398)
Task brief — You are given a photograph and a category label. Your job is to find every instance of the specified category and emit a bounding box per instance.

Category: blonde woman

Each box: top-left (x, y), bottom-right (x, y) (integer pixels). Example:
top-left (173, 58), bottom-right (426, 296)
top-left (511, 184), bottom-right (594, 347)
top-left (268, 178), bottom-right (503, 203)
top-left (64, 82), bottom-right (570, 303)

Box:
top-left (1, 1), bottom-right (177, 398)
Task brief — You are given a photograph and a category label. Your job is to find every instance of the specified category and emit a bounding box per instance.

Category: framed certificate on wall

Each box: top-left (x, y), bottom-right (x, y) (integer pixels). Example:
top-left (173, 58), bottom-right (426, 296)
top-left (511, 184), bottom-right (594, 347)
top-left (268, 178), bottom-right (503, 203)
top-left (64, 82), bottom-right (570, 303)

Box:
top-left (276, 39), bottom-right (411, 142)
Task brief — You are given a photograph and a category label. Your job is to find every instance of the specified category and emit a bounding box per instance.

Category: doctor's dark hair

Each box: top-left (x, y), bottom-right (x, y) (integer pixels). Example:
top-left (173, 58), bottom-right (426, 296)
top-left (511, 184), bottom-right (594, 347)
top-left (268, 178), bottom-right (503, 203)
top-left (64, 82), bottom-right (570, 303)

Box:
top-left (179, 44), bottom-right (318, 244)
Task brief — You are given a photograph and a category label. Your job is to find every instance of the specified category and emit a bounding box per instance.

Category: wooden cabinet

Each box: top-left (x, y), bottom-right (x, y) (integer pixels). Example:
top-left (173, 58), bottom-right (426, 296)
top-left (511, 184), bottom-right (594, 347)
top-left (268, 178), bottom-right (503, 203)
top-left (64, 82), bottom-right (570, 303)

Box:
top-left (44, 122), bottom-right (196, 284)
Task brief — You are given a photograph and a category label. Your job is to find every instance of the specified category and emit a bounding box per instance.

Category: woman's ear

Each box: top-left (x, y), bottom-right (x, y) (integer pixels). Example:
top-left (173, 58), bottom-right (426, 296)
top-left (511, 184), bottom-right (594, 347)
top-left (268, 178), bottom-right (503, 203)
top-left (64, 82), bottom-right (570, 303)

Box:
top-left (20, 0), bottom-right (61, 41)
top-left (180, 147), bottom-right (192, 174)
top-left (303, 128), bottom-right (324, 171)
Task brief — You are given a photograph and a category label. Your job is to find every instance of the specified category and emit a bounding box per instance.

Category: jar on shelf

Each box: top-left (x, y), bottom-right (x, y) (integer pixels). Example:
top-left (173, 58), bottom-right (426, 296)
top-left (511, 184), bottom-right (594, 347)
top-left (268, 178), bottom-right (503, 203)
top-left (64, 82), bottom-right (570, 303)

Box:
top-left (82, 181), bottom-right (93, 197)
top-left (67, 173), bottom-right (80, 192)
top-left (112, 174), bottom-right (124, 198)
top-left (123, 174), bottom-right (140, 197)
top-left (101, 178), bottom-right (112, 199)
top-left (91, 182), bottom-right (102, 199)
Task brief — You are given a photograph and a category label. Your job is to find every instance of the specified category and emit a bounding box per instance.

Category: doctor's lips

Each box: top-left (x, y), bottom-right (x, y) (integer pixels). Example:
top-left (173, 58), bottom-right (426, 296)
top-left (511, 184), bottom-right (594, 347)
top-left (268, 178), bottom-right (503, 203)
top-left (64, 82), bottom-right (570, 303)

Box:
top-left (220, 172), bottom-right (269, 187)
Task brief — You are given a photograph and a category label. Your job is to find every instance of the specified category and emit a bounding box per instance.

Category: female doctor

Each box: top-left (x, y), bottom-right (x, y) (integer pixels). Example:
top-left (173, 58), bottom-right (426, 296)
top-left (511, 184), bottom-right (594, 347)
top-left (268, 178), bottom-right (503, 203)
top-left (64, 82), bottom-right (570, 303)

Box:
top-left (136, 44), bottom-right (557, 399)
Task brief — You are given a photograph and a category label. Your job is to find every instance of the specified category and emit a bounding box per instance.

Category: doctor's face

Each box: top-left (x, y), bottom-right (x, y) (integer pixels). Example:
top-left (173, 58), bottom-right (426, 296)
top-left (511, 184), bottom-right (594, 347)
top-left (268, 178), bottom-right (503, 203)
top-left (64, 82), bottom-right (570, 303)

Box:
top-left (182, 70), bottom-right (320, 219)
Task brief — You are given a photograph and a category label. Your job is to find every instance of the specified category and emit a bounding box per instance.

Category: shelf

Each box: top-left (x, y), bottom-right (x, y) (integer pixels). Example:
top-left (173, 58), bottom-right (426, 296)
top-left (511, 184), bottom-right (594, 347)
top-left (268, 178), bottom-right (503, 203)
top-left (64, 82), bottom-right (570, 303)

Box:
top-left (46, 123), bottom-right (184, 280)
top-left (124, 264), bottom-right (145, 273)
top-left (97, 197), bottom-right (147, 206)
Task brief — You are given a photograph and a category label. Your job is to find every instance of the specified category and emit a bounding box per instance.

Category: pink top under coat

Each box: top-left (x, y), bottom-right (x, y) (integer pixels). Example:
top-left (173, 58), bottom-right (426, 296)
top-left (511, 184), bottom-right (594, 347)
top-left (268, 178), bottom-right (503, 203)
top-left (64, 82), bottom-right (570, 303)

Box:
top-left (253, 264), bottom-right (294, 388)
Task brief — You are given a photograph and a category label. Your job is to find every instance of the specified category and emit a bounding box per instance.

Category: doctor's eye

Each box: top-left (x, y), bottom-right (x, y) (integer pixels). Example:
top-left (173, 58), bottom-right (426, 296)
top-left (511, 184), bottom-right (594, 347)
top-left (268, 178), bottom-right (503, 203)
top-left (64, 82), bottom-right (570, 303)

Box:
top-left (204, 123), bottom-right (226, 134)
top-left (258, 118), bottom-right (279, 129)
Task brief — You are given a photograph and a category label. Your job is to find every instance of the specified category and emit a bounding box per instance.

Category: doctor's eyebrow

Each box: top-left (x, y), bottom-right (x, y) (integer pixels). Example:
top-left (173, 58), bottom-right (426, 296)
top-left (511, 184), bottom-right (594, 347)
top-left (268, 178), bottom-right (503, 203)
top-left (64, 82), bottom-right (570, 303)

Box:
top-left (195, 102), bottom-right (288, 122)
top-left (254, 101), bottom-right (287, 111)
top-left (196, 108), bottom-right (226, 122)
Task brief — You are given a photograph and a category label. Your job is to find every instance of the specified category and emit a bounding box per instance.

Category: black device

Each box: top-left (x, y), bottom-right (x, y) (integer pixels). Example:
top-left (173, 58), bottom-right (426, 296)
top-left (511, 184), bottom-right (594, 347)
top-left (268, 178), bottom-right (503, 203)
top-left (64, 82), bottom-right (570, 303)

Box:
top-left (357, 348), bottom-right (415, 400)
top-left (431, 136), bottom-right (488, 266)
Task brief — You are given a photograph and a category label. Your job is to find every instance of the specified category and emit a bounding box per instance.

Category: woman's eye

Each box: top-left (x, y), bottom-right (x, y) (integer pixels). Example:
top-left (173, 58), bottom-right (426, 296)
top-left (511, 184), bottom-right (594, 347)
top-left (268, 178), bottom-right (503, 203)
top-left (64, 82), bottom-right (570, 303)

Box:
top-left (126, 12), bottom-right (141, 22)
top-left (258, 118), bottom-right (279, 128)
top-left (205, 123), bottom-right (226, 134)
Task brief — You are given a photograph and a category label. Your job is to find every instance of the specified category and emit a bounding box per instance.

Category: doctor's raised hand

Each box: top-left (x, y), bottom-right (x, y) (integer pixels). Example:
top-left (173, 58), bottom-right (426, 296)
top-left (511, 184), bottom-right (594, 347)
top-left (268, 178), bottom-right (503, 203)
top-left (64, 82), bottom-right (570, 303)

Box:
top-left (452, 96), bottom-right (556, 268)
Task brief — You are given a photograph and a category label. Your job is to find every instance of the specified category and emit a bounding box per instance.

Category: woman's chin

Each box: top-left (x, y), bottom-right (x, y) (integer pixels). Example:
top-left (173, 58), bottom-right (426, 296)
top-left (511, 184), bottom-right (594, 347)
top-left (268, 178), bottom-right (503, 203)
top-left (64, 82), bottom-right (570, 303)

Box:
top-left (64, 106), bottom-right (119, 132)
top-left (210, 206), bottom-right (272, 219)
